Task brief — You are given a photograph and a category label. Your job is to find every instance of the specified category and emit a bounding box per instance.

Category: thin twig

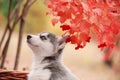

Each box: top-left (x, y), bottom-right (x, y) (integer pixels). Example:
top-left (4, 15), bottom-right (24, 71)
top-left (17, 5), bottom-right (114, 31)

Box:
top-left (10, 0), bottom-right (22, 20)
top-left (0, 0), bottom-right (22, 68)
top-left (14, 0), bottom-right (29, 70)
top-left (14, 0), bottom-right (37, 70)
top-left (0, 0), bottom-right (22, 59)
top-left (0, 0), bottom-right (13, 47)
top-left (0, 0), bottom-right (13, 68)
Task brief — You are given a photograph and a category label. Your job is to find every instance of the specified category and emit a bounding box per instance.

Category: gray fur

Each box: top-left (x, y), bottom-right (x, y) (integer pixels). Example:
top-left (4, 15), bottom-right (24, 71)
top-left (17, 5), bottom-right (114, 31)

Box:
top-left (47, 33), bottom-right (56, 45)
top-left (42, 49), bottom-right (77, 80)
top-left (41, 47), bottom-right (63, 64)
top-left (40, 32), bottom-right (56, 45)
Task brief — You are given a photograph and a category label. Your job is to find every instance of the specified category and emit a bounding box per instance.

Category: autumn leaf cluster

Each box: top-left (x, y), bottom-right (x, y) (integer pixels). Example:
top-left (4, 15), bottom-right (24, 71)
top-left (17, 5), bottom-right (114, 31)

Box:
top-left (46, 0), bottom-right (120, 50)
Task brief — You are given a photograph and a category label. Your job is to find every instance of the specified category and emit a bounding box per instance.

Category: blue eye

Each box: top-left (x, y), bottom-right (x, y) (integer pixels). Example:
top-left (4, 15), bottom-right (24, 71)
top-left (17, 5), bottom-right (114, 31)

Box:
top-left (40, 35), bottom-right (47, 40)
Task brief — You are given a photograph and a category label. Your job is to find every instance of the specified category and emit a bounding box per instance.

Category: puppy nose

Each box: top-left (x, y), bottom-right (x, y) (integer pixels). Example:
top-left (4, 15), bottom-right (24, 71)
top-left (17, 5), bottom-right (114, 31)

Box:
top-left (27, 35), bottom-right (32, 40)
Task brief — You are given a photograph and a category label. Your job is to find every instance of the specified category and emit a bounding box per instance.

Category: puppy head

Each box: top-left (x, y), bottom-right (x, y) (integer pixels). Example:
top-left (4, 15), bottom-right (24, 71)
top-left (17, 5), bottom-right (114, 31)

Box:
top-left (27, 32), bottom-right (68, 57)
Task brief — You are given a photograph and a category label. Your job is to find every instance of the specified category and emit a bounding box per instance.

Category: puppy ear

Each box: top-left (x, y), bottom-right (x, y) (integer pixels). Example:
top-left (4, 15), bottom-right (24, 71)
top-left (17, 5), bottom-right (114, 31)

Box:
top-left (57, 35), bottom-right (69, 49)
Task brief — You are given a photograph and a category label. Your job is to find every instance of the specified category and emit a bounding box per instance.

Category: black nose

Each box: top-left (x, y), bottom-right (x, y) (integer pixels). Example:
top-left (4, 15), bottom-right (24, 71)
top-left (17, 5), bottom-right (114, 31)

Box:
top-left (27, 35), bottom-right (32, 40)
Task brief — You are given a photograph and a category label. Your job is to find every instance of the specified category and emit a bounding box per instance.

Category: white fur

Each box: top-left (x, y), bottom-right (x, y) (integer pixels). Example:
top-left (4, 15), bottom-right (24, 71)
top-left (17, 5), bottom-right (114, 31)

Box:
top-left (27, 33), bottom-right (54, 80)
top-left (28, 55), bottom-right (52, 80)
top-left (27, 32), bottom-right (79, 80)
top-left (27, 34), bottom-right (54, 57)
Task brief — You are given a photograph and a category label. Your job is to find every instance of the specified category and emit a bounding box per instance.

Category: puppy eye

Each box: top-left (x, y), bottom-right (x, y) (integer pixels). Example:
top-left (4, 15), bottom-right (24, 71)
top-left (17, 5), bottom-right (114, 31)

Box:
top-left (40, 35), bottom-right (47, 40)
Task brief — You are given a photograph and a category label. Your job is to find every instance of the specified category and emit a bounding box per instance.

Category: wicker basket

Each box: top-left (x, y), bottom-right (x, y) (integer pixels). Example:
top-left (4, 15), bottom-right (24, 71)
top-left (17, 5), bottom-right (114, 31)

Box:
top-left (0, 69), bottom-right (28, 80)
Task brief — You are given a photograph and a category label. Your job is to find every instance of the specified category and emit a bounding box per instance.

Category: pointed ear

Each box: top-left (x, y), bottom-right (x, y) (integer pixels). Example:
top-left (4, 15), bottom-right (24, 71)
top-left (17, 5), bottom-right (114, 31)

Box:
top-left (56, 35), bottom-right (69, 49)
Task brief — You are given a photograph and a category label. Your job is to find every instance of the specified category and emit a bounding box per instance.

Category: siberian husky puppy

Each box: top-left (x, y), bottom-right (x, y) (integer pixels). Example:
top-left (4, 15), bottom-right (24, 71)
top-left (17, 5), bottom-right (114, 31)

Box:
top-left (27, 32), bottom-right (78, 80)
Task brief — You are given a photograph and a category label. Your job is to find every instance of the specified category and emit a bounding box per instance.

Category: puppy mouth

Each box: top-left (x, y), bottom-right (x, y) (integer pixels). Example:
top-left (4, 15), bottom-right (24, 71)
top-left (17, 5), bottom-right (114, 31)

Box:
top-left (27, 40), bottom-right (39, 47)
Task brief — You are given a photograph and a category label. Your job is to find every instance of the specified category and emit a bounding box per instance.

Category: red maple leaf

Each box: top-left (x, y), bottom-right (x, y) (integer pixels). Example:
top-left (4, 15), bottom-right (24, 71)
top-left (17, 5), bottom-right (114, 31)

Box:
top-left (60, 25), bottom-right (70, 31)
top-left (52, 18), bottom-right (59, 26)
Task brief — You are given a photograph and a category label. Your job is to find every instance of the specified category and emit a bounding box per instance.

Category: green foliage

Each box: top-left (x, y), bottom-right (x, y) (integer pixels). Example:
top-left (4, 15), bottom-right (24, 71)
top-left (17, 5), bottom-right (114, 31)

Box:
top-left (0, 0), bottom-right (18, 19)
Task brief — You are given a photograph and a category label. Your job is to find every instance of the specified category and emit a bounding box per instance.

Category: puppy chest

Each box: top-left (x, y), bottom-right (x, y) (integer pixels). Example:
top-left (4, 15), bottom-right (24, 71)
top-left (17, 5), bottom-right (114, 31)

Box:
top-left (28, 69), bottom-right (51, 80)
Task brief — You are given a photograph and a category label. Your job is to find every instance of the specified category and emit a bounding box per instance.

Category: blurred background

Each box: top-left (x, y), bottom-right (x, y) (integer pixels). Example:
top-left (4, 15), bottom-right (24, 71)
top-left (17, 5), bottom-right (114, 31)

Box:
top-left (0, 0), bottom-right (120, 80)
